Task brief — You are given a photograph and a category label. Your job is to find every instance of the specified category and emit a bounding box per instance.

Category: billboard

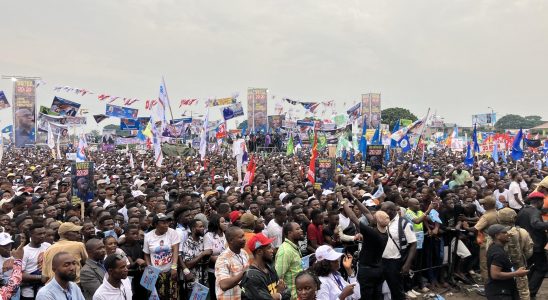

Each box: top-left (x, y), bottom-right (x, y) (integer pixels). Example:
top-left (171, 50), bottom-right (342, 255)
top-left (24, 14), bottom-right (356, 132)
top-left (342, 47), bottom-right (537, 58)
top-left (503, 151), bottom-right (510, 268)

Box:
top-left (361, 93), bottom-right (381, 128)
top-left (247, 88), bottom-right (268, 132)
top-left (13, 79), bottom-right (36, 147)
top-left (472, 113), bottom-right (496, 126)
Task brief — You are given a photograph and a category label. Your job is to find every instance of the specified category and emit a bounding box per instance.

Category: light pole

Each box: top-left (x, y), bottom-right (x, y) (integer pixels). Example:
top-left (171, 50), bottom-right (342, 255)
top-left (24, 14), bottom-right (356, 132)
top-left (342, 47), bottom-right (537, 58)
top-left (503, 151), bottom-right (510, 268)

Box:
top-left (487, 106), bottom-right (495, 129)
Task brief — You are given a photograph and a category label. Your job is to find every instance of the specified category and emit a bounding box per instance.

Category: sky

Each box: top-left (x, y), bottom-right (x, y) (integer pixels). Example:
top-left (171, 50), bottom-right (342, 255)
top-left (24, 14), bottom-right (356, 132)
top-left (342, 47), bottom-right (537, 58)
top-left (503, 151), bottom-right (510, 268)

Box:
top-left (1, 0), bottom-right (547, 132)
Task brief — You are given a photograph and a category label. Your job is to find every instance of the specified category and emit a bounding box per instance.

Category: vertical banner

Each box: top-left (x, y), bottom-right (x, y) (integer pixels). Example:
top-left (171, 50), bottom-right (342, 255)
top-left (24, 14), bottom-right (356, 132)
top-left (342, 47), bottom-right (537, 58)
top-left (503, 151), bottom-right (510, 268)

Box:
top-left (247, 88), bottom-right (268, 133)
top-left (365, 145), bottom-right (384, 171)
top-left (102, 129), bottom-right (116, 151)
top-left (72, 162), bottom-right (95, 202)
top-left (370, 93), bottom-right (381, 129)
top-left (361, 94), bottom-right (371, 127)
top-left (13, 79), bottom-right (36, 148)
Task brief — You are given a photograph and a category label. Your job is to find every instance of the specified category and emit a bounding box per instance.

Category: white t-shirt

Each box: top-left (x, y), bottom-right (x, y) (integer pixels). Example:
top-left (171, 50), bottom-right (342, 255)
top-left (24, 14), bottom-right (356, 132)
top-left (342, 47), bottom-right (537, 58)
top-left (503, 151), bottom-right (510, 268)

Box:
top-left (204, 232), bottom-right (226, 272)
top-left (473, 176), bottom-right (487, 188)
top-left (266, 219), bottom-right (283, 248)
top-left (508, 181), bottom-right (523, 209)
top-left (382, 215), bottom-right (417, 259)
top-left (22, 242), bottom-right (51, 298)
top-left (493, 189), bottom-right (511, 206)
top-left (143, 228), bottom-right (180, 273)
top-left (92, 276), bottom-right (133, 300)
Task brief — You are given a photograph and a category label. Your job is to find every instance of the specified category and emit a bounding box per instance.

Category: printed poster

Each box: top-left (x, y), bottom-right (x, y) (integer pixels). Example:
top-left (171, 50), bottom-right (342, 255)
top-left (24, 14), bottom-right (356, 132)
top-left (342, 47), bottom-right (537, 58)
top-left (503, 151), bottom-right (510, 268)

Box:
top-left (369, 93), bottom-right (381, 129)
top-left (121, 117), bottom-right (150, 130)
top-left (140, 266), bottom-right (161, 291)
top-left (13, 79), bottom-right (36, 148)
top-left (0, 91), bottom-right (10, 110)
top-left (72, 162), bottom-right (95, 202)
top-left (222, 102), bottom-right (244, 120)
top-left (50, 96), bottom-right (81, 116)
top-left (247, 88), bottom-right (268, 132)
top-left (365, 145), bottom-right (384, 171)
top-left (106, 104), bottom-right (139, 119)
top-left (189, 282), bottom-right (209, 300)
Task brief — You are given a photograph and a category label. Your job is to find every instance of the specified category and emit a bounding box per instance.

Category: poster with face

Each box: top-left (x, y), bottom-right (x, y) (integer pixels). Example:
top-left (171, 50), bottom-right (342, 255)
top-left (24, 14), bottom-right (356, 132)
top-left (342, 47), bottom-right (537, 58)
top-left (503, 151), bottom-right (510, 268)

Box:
top-left (72, 162), bottom-right (95, 202)
top-left (50, 96), bottom-right (81, 117)
top-left (13, 80), bottom-right (36, 148)
top-left (365, 145), bottom-right (384, 171)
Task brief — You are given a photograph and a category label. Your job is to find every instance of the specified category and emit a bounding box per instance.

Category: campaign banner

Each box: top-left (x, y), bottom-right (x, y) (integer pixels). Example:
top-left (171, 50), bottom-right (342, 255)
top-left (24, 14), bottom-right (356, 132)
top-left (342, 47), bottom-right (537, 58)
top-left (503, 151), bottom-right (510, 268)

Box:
top-left (115, 137), bottom-right (143, 145)
top-left (120, 117), bottom-right (149, 130)
top-left (72, 161), bottom-right (94, 202)
top-left (268, 115), bottom-right (285, 130)
top-left (247, 88), bottom-right (268, 132)
top-left (222, 102), bottom-right (244, 120)
top-left (361, 94), bottom-right (371, 124)
top-left (105, 104), bottom-right (139, 119)
top-left (472, 113), bottom-right (496, 126)
top-left (347, 102), bottom-right (361, 123)
top-left (162, 123), bottom-right (185, 138)
top-left (65, 117), bottom-right (87, 126)
top-left (296, 120), bottom-right (315, 127)
top-left (170, 117), bottom-right (192, 124)
top-left (295, 124), bottom-right (352, 144)
top-left (365, 144), bottom-right (384, 171)
top-left (37, 113), bottom-right (70, 138)
top-left (39, 105), bottom-right (59, 116)
top-left (316, 157), bottom-right (335, 189)
top-left (102, 129), bottom-right (116, 151)
top-left (189, 283), bottom-right (209, 300)
top-left (51, 96), bottom-right (81, 116)
top-left (13, 79), bottom-right (36, 147)
top-left (0, 91), bottom-right (10, 110)
top-left (207, 96), bottom-right (238, 107)
top-left (370, 93), bottom-right (381, 129)
top-left (66, 153), bottom-right (77, 161)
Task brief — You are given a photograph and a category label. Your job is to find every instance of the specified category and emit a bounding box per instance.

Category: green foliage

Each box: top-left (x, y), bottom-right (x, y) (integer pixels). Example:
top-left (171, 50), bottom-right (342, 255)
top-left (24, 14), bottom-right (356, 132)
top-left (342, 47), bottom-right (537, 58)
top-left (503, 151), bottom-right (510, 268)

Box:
top-left (381, 107), bottom-right (418, 131)
top-left (494, 114), bottom-right (544, 130)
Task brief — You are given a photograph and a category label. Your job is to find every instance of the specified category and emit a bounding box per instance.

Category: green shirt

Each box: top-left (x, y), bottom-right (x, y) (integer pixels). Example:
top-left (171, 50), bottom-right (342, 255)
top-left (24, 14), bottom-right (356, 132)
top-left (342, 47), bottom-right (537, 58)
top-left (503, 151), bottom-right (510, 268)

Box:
top-left (275, 238), bottom-right (302, 299)
top-left (405, 209), bottom-right (424, 232)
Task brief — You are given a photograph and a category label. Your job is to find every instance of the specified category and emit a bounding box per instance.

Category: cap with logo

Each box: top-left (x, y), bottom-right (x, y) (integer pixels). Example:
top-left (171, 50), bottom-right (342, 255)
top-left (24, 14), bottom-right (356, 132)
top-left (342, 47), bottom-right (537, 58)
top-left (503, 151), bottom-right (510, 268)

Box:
top-left (247, 233), bottom-right (275, 252)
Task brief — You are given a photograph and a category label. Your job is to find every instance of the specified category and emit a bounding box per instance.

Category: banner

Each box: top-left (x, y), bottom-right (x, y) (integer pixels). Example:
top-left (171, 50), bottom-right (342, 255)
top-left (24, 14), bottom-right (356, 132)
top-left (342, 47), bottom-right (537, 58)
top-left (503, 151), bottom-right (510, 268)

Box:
top-left (161, 123), bottom-right (185, 138)
top-left (39, 105), bottom-right (59, 116)
top-left (72, 162), bottom-right (95, 202)
top-left (13, 79), bottom-right (36, 147)
top-left (347, 102), bottom-right (361, 123)
top-left (65, 117), bottom-right (87, 126)
top-left (472, 113), bottom-right (496, 126)
top-left (370, 93), bottom-right (381, 129)
top-left (316, 157), bottom-right (335, 190)
top-left (0, 91), bottom-right (10, 110)
top-left (37, 114), bottom-right (69, 138)
top-left (105, 104), bottom-right (139, 119)
top-left (102, 129), bottom-right (116, 151)
top-left (268, 115), bottom-right (285, 131)
top-left (207, 96), bottom-right (238, 107)
top-left (361, 94), bottom-right (371, 125)
top-left (170, 117), bottom-right (192, 124)
top-left (222, 102), bottom-right (244, 120)
top-left (296, 120), bottom-right (315, 127)
top-left (50, 96), bottom-right (81, 116)
top-left (121, 117), bottom-right (150, 130)
top-left (247, 88), bottom-right (268, 132)
top-left (93, 114), bottom-right (109, 123)
top-left (365, 145), bottom-right (384, 171)
top-left (293, 124), bottom-right (352, 144)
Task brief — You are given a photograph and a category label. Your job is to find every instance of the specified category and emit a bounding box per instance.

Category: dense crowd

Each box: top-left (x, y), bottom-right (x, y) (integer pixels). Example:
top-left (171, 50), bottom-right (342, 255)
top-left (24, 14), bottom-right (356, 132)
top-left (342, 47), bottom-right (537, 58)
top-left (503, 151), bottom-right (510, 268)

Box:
top-left (0, 142), bottom-right (546, 300)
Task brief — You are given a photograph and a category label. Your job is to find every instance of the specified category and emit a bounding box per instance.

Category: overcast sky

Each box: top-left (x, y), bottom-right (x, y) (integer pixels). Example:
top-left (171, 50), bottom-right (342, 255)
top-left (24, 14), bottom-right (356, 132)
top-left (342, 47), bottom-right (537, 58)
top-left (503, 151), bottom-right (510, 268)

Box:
top-left (1, 0), bottom-right (547, 131)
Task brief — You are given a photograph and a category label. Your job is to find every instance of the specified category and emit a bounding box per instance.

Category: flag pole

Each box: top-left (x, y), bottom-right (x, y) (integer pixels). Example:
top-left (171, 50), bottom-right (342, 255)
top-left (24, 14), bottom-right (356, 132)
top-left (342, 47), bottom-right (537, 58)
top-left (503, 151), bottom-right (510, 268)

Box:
top-left (162, 76), bottom-right (175, 122)
top-left (411, 108), bottom-right (431, 161)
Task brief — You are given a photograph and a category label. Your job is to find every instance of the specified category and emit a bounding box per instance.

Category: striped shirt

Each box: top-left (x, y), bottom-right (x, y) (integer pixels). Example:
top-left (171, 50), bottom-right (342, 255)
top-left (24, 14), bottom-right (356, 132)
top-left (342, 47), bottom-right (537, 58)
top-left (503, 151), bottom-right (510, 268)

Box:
top-left (215, 248), bottom-right (249, 300)
top-left (274, 239), bottom-right (302, 299)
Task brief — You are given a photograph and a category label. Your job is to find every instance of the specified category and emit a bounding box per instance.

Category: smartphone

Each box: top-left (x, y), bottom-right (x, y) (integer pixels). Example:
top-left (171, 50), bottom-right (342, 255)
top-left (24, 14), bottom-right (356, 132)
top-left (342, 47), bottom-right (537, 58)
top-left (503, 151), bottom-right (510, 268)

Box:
top-left (527, 264), bottom-right (535, 270)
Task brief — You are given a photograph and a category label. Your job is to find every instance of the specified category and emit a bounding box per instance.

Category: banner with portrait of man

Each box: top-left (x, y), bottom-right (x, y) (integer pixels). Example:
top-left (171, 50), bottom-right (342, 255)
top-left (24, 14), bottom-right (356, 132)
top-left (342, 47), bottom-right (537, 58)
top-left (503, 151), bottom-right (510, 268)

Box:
top-left (13, 79), bottom-right (36, 148)
top-left (72, 162), bottom-right (95, 202)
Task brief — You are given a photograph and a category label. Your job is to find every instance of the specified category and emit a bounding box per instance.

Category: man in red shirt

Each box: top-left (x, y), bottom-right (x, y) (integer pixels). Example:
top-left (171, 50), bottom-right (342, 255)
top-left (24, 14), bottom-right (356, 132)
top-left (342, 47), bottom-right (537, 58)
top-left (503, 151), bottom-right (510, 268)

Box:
top-left (307, 209), bottom-right (324, 253)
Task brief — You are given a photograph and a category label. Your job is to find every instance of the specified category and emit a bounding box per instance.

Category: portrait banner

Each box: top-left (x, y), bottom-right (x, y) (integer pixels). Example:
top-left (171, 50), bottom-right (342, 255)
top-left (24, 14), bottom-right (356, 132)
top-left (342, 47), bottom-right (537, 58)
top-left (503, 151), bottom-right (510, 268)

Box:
top-left (102, 129), bottom-right (116, 151)
top-left (207, 96), bottom-right (238, 107)
top-left (72, 161), bottom-right (95, 202)
top-left (361, 94), bottom-right (371, 124)
top-left (50, 96), bottom-right (81, 116)
top-left (365, 145), bottom-right (384, 171)
top-left (369, 93), bottom-right (381, 128)
top-left (222, 102), bottom-right (244, 120)
top-left (13, 79), bottom-right (36, 147)
top-left (105, 104), bottom-right (139, 119)
top-left (0, 91), bottom-right (10, 110)
top-left (247, 88), bottom-right (268, 132)
top-left (268, 115), bottom-right (285, 131)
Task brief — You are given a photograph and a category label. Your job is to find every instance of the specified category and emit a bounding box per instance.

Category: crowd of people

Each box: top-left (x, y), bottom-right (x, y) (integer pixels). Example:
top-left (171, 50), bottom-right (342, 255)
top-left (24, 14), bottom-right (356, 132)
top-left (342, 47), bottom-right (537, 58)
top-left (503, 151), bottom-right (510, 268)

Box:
top-left (0, 141), bottom-right (546, 300)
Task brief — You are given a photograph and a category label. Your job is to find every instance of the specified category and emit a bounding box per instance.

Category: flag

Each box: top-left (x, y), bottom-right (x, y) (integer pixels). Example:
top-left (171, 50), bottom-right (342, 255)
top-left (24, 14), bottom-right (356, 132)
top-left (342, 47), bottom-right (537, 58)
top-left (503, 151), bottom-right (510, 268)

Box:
top-left (76, 137), bottom-right (87, 162)
top-left (445, 125), bottom-right (458, 147)
top-left (47, 123), bottom-right (55, 150)
top-left (543, 140), bottom-right (548, 154)
top-left (152, 78), bottom-right (169, 125)
top-left (492, 142), bottom-right (499, 163)
top-left (359, 117), bottom-right (367, 158)
top-left (473, 124), bottom-right (480, 154)
top-left (241, 155), bottom-right (256, 191)
top-left (307, 131), bottom-right (318, 184)
top-left (93, 114), bottom-right (108, 123)
top-left (399, 135), bottom-right (412, 152)
top-left (56, 133), bottom-right (61, 159)
top-left (501, 150), bottom-right (508, 163)
top-left (464, 143), bottom-right (474, 166)
top-left (384, 147), bottom-right (390, 163)
top-left (142, 122), bottom-right (153, 138)
top-left (286, 133), bottom-right (294, 156)
top-left (511, 129), bottom-right (524, 161)
top-left (199, 109), bottom-right (209, 160)
top-left (1, 125), bottom-right (12, 133)
top-left (0, 135), bottom-right (3, 164)
top-left (390, 120), bottom-right (400, 148)
top-left (391, 117), bottom-right (426, 142)
top-left (371, 125), bottom-right (381, 145)
top-left (151, 122), bottom-right (163, 167)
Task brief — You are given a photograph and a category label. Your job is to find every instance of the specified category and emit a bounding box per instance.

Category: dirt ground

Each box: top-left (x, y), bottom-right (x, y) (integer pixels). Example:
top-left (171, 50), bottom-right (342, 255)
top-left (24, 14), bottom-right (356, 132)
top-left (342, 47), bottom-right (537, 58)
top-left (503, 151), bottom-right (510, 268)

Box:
top-left (419, 279), bottom-right (548, 300)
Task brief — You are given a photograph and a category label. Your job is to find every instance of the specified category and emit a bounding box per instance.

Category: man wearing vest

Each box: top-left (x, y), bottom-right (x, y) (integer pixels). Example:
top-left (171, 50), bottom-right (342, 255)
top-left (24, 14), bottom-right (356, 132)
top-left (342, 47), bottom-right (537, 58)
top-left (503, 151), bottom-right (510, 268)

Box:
top-left (381, 201), bottom-right (417, 300)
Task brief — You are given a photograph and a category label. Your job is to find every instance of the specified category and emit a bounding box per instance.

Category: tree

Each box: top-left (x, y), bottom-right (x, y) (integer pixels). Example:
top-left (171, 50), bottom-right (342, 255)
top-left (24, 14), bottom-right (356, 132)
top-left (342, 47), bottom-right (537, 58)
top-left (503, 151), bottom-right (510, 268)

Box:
top-left (381, 107), bottom-right (418, 131)
top-left (494, 114), bottom-right (543, 130)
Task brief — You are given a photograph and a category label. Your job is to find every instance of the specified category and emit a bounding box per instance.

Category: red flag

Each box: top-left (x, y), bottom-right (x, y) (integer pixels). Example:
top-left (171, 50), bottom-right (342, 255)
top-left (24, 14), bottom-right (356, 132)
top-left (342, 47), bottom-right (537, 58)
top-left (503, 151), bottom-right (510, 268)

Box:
top-left (307, 131), bottom-right (318, 184)
top-left (241, 155), bottom-right (256, 191)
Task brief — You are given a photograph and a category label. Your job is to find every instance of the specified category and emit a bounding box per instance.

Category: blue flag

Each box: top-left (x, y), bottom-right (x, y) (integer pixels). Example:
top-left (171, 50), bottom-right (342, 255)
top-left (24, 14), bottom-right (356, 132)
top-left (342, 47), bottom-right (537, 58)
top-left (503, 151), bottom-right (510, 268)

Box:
top-left (473, 124), bottom-right (480, 154)
top-left (371, 125), bottom-right (381, 145)
top-left (384, 147), bottom-right (390, 163)
top-left (359, 117), bottom-right (367, 159)
top-left (465, 143), bottom-right (474, 166)
top-left (391, 120), bottom-right (400, 148)
top-left (1, 125), bottom-right (12, 133)
top-left (399, 135), bottom-right (412, 153)
top-left (501, 150), bottom-right (507, 163)
top-left (542, 140), bottom-right (548, 154)
top-left (492, 142), bottom-right (499, 163)
top-left (511, 129), bottom-right (524, 160)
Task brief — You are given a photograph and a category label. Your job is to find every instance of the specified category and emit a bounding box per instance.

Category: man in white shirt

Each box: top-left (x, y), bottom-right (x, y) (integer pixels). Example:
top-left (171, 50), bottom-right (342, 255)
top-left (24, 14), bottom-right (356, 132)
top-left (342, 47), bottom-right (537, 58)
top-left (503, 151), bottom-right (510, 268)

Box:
top-left (381, 201), bottom-right (417, 300)
top-left (22, 224), bottom-right (51, 299)
top-left (492, 181), bottom-right (511, 209)
top-left (92, 254), bottom-right (132, 300)
top-left (508, 171), bottom-right (525, 211)
top-left (266, 207), bottom-right (287, 248)
top-left (472, 169), bottom-right (487, 188)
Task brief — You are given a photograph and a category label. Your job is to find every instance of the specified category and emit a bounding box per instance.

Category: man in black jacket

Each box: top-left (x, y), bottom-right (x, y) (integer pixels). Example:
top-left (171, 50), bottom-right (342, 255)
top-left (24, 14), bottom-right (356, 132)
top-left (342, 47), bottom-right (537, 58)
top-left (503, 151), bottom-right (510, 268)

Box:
top-left (516, 191), bottom-right (548, 299)
top-left (241, 233), bottom-right (290, 300)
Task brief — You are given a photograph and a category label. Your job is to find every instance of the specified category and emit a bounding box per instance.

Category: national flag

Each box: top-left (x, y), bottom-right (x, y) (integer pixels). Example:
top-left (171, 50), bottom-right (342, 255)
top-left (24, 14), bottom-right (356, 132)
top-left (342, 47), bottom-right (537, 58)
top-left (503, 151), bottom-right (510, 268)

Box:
top-left (464, 143), bottom-right (474, 166)
top-left (76, 137), bottom-right (87, 162)
top-left (286, 133), bottom-right (294, 156)
top-left (390, 120), bottom-right (400, 148)
top-left (511, 129), bottom-right (524, 161)
top-left (371, 125), bottom-right (381, 145)
top-left (359, 117), bottom-right (367, 158)
top-left (307, 131), bottom-right (318, 184)
top-left (391, 117), bottom-right (426, 142)
top-left (492, 142), bottom-right (499, 163)
top-left (1, 125), bottom-right (12, 133)
top-left (199, 109), bottom-right (209, 160)
top-left (472, 124), bottom-right (480, 154)
top-left (399, 135), bottom-right (412, 152)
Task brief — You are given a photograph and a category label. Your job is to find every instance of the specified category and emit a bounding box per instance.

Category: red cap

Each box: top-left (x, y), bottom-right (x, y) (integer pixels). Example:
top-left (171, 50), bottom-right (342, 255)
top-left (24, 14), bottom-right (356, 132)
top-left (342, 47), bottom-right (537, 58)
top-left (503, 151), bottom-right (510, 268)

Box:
top-left (229, 211), bottom-right (242, 223)
top-left (247, 233), bottom-right (275, 252)
top-left (528, 191), bottom-right (545, 200)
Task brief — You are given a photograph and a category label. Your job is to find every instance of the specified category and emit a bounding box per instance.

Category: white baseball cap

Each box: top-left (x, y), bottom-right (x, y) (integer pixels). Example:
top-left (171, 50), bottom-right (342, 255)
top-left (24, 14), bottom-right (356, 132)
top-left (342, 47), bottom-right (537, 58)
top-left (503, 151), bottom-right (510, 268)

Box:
top-left (0, 233), bottom-right (14, 246)
top-left (315, 245), bottom-right (343, 262)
